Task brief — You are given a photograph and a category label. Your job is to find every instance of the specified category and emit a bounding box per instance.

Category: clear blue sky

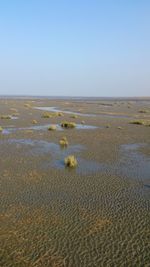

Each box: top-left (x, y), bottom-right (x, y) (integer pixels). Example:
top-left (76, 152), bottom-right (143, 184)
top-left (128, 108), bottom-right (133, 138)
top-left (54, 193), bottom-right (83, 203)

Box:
top-left (0, 0), bottom-right (150, 96)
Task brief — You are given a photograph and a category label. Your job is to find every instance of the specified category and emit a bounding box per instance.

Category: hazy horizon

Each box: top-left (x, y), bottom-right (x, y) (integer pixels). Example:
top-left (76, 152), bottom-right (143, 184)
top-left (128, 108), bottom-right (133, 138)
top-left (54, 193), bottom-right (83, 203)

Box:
top-left (0, 1), bottom-right (150, 97)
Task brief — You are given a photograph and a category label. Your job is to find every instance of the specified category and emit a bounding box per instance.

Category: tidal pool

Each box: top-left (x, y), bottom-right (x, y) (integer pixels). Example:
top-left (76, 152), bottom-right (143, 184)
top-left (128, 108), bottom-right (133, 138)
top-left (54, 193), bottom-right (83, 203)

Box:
top-left (1, 123), bottom-right (99, 135)
top-left (1, 138), bottom-right (149, 180)
top-left (118, 143), bottom-right (150, 181)
top-left (2, 138), bottom-right (102, 174)
top-left (35, 106), bottom-right (132, 119)
top-left (11, 115), bottom-right (18, 120)
top-left (35, 106), bottom-right (96, 117)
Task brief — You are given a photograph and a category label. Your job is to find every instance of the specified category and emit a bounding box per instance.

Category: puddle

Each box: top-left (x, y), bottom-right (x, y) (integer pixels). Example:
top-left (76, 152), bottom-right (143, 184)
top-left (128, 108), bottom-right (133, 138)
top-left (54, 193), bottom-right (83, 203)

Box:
top-left (144, 184), bottom-right (150, 188)
top-left (1, 137), bottom-right (149, 179)
top-left (7, 138), bottom-right (83, 155)
top-left (99, 114), bottom-right (130, 119)
top-left (26, 123), bottom-right (98, 131)
top-left (11, 116), bottom-right (18, 120)
top-left (0, 125), bottom-right (15, 135)
top-left (35, 106), bottom-right (131, 119)
top-left (2, 138), bottom-right (102, 174)
top-left (117, 143), bottom-right (150, 181)
top-left (50, 156), bottom-right (103, 174)
top-left (121, 143), bottom-right (144, 151)
top-left (1, 129), bottom-right (10, 135)
top-left (1, 123), bottom-right (99, 135)
top-left (35, 106), bottom-right (96, 117)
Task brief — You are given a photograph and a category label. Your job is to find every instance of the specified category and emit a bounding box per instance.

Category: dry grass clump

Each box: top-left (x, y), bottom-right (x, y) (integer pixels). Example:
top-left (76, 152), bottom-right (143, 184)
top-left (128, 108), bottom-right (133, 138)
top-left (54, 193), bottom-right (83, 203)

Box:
top-left (24, 103), bottom-right (31, 108)
top-left (32, 120), bottom-right (38, 124)
top-left (130, 120), bottom-right (145, 125)
top-left (42, 112), bottom-right (63, 118)
top-left (59, 136), bottom-right (68, 147)
top-left (10, 108), bottom-right (18, 112)
top-left (70, 114), bottom-right (78, 119)
top-left (0, 115), bottom-right (11, 119)
top-left (0, 126), bottom-right (3, 132)
top-left (25, 130), bottom-right (33, 134)
top-left (130, 120), bottom-right (150, 126)
top-left (42, 112), bottom-right (53, 118)
top-left (139, 109), bottom-right (149, 113)
top-left (106, 124), bottom-right (110, 128)
top-left (48, 125), bottom-right (57, 131)
top-left (61, 121), bottom-right (76, 128)
top-left (55, 112), bottom-right (64, 116)
top-left (12, 113), bottom-right (19, 116)
top-left (64, 155), bottom-right (77, 167)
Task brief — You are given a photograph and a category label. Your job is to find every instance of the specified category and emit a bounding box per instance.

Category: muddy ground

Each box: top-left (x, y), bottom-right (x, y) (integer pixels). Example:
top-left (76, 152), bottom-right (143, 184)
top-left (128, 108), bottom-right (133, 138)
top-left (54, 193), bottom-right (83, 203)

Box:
top-left (0, 97), bottom-right (150, 267)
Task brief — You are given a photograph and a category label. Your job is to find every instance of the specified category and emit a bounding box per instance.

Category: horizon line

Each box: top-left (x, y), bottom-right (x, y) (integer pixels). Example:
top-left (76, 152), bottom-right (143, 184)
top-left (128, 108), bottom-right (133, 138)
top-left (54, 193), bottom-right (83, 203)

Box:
top-left (0, 94), bottom-right (150, 99)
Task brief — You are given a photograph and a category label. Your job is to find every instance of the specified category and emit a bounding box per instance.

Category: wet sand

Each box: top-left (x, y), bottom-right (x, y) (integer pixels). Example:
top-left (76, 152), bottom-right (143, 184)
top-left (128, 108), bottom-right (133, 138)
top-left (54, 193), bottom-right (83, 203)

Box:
top-left (0, 97), bottom-right (150, 267)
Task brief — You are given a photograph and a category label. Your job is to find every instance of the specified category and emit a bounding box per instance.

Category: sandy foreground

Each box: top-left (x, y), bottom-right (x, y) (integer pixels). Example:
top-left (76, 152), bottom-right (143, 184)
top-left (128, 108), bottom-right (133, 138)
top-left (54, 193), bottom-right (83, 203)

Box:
top-left (0, 97), bottom-right (150, 267)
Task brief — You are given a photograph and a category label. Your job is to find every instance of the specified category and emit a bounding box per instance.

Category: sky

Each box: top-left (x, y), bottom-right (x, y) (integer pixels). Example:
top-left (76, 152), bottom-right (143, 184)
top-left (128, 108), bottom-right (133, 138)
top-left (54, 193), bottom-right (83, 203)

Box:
top-left (0, 0), bottom-right (150, 97)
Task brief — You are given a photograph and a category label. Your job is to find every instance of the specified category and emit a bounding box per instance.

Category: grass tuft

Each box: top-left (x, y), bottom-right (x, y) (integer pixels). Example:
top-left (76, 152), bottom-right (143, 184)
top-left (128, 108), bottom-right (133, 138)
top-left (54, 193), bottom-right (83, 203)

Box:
top-left (61, 121), bottom-right (76, 129)
top-left (42, 112), bottom-right (53, 118)
top-left (59, 136), bottom-right (68, 147)
top-left (10, 108), bottom-right (18, 112)
top-left (24, 103), bottom-right (31, 108)
top-left (42, 112), bottom-right (64, 118)
top-left (0, 115), bottom-right (11, 119)
top-left (139, 109), bottom-right (149, 113)
top-left (130, 120), bottom-right (145, 125)
top-left (32, 120), bottom-right (38, 124)
top-left (48, 125), bottom-right (57, 131)
top-left (106, 124), bottom-right (110, 128)
top-left (64, 155), bottom-right (77, 168)
top-left (70, 114), bottom-right (78, 119)
top-left (56, 112), bottom-right (64, 116)
top-left (130, 120), bottom-right (150, 126)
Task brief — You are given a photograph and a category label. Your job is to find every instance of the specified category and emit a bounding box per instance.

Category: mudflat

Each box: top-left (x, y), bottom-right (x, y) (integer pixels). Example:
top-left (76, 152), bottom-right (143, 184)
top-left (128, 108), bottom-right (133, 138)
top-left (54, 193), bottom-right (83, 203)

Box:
top-left (0, 97), bottom-right (150, 267)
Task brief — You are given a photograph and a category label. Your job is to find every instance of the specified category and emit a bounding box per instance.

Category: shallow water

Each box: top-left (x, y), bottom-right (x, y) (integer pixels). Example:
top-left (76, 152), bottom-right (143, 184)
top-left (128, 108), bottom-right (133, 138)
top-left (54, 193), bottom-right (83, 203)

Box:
top-left (1, 123), bottom-right (99, 135)
top-left (4, 138), bottom-right (102, 174)
top-left (35, 106), bottom-right (96, 117)
top-left (1, 138), bottom-right (150, 180)
top-left (118, 143), bottom-right (150, 181)
top-left (11, 115), bottom-right (18, 120)
top-left (8, 138), bottom-right (84, 155)
top-left (100, 114), bottom-right (130, 118)
top-left (27, 123), bottom-right (99, 131)
top-left (35, 106), bottom-right (131, 119)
